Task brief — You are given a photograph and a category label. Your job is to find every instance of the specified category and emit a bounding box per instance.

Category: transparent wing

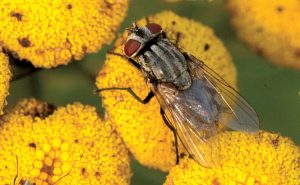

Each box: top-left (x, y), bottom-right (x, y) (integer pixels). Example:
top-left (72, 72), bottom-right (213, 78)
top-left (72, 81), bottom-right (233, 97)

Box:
top-left (152, 54), bottom-right (259, 166)
top-left (152, 80), bottom-right (222, 167)
top-left (186, 54), bottom-right (259, 132)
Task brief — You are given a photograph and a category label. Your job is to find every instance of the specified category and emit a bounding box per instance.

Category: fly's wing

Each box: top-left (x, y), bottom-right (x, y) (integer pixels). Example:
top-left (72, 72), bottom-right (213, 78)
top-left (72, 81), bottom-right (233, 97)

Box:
top-left (152, 80), bottom-right (222, 167)
top-left (186, 54), bottom-right (259, 132)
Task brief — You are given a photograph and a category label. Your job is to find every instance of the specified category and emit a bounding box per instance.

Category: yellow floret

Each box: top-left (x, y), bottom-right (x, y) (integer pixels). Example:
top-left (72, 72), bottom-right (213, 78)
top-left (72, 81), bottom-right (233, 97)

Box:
top-left (0, 98), bottom-right (131, 185)
top-left (0, 0), bottom-right (128, 68)
top-left (96, 11), bottom-right (237, 171)
top-left (0, 51), bottom-right (11, 115)
top-left (164, 131), bottom-right (300, 185)
top-left (227, 0), bottom-right (300, 69)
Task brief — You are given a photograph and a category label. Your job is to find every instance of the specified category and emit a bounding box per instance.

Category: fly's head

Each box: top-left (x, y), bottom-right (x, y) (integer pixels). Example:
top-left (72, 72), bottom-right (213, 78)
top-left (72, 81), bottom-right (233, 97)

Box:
top-left (124, 22), bottom-right (162, 58)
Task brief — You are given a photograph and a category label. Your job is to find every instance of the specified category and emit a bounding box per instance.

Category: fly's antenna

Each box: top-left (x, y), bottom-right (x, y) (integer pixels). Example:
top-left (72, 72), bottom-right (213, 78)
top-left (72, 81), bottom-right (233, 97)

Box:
top-left (52, 172), bottom-right (70, 185)
top-left (126, 18), bottom-right (139, 33)
top-left (14, 155), bottom-right (19, 185)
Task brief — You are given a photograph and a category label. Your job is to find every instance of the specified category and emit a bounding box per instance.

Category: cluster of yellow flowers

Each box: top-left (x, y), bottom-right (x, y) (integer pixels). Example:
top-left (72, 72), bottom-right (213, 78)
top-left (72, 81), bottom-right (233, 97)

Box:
top-left (164, 131), bottom-right (300, 185)
top-left (0, 0), bottom-right (299, 184)
top-left (0, 98), bottom-right (131, 185)
top-left (0, 51), bottom-right (11, 115)
top-left (0, 0), bottom-right (128, 68)
top-left (227, 0), bottom-right (300, 69)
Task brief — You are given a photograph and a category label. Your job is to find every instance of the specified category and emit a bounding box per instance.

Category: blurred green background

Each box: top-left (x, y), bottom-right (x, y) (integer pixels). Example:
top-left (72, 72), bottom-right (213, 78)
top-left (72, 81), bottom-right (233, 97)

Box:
top-left (7, 0), bottom-right (300, 184)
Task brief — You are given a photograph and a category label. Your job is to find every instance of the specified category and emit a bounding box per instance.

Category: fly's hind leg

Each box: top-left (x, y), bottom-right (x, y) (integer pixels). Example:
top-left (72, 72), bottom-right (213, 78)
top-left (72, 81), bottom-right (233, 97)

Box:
top-left (97, 87), bottom-right (154, 104)
top-left (160, 108), bottom-right (180, 165)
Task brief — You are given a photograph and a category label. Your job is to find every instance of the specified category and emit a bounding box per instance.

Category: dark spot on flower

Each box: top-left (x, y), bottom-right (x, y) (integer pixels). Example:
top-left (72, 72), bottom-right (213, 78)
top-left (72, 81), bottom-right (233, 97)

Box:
top-left (74, 139), bottom-right (79, 143)
top-left (81, 168), bottom-right (86, 175)
top-left (272, 137), bottom-right (280, 148)
top-left (172, 21), bottom-right (176, 25)
top-left (104, 0), bottom-right (112, 9)
top-left (28, 142), bottom-right (37, 149)
top-left (95, 171), bottom-right (101, 179)
top-left (204, 43), bottom-right (210, 51)
top-left (67, 4), bottom-right (72, 9)
top-left (212, 178), bottom-right (221, 185)
top-left (179, 152), bottom-right (186, 158)
top-left (10, 12), bottom-right (23, 21)
top-left (294, 49), bottom-right (300, 58)
top-left (256, 27), bottom-right (264, 32)
top-left (36, 49), bottom-right (45, 55)
top-left (41, 164), bottom-right (54, 176)
top-left (82, 45), bottom-right (87, 53)
top-left (255, 47), bottom-right (264, 56)
top-left (18, 37), bottom-right (31, 47)
top-left (276, 6), bottom-right (284, 13)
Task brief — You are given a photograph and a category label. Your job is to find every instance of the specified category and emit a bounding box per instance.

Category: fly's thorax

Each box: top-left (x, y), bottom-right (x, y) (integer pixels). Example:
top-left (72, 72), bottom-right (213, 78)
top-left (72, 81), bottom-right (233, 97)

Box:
top-left (137, 38), bottom-right (192, 90)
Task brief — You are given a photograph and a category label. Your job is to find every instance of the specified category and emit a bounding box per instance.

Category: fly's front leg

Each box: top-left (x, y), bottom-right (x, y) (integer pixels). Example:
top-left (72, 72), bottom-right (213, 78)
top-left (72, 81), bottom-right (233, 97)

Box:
top-left (98, 87), bottom-right (154, 104)
top-left (108, 51), bottom-right (142, 70)
top-left (160, 108), bottom-right (180, 165)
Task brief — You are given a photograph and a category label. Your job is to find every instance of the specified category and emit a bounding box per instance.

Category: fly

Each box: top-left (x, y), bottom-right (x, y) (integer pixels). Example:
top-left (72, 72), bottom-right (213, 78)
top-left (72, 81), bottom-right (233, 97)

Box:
top-left (99, 21), bottom-right (259, 167)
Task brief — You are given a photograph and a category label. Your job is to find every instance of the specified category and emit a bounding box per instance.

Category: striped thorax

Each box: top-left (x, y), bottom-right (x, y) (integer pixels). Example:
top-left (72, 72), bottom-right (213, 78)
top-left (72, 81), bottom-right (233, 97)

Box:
top-left (124, 23), bottom-right (192, 90)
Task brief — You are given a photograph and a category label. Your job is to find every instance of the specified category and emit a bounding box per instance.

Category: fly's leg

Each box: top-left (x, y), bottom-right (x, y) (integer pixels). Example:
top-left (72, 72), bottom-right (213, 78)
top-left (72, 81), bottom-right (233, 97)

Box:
top-left (160, 108), bottom-right (180, 165)
top-left (107, 51), bottom-right (142, 70)
top-left (14, 156), bottom-right (18, 185)
top-left (98, 87), bottom-right (154, 104)
top-left (175, 32), bottom-right (181, 47)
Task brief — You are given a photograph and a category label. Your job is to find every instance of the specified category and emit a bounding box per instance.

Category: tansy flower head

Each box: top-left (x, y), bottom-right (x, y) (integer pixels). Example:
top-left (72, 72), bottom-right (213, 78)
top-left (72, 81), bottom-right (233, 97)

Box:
top-left (0, 0), bottom-right (128, 68)
top-left (164, 131), bottom-right (300, 185)
top-left (0, 50), bottom-right (11, 115)
top-left (0, 98), bottom-right (131, 185)
top-left (96, 11), bottom-right (237, 171)
top-left (227, 0), bottom-right (300, 69)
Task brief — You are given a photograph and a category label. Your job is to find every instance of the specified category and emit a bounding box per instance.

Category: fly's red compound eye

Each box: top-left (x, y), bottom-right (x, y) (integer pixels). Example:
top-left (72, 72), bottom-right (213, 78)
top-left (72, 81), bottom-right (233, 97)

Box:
top-left (146, 23), bottom-right (162, 34)
top-left (124, 39), bottom-right (141, 57)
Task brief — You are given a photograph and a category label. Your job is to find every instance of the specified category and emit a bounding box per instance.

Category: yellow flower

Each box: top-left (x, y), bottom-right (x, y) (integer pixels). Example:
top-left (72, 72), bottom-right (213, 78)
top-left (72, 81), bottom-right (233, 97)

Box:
top-left (0, 51), bottom-right (11, 115)
top-left (164, 131), bottom-right (300, 185)
top-left (0, 0), bottom-right (128, 68)
top-left (96, 11), bottom-right (237, 171)
top-left (0, 98), bottom-right (131, 185)
top-left (227, 0), bottom-right (300, 69)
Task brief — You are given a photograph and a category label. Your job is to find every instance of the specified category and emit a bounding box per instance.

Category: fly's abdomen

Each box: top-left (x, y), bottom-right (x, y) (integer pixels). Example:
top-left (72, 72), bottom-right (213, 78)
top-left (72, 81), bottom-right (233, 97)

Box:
top-left (138, 39), bottom-right (191, 90)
